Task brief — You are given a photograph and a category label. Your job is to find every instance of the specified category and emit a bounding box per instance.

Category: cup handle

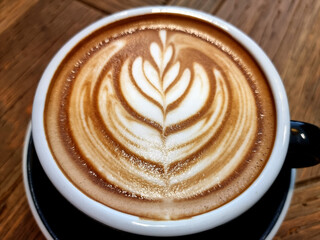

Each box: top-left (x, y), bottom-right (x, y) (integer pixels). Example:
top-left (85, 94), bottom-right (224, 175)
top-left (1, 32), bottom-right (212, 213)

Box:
top-left (285, 121), bottom-right (320, 168)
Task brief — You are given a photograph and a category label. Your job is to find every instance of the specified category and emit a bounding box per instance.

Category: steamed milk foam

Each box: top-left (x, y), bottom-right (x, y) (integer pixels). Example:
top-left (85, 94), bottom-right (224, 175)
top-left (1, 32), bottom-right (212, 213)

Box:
top-left (44, 14), bottom-right (276, 220)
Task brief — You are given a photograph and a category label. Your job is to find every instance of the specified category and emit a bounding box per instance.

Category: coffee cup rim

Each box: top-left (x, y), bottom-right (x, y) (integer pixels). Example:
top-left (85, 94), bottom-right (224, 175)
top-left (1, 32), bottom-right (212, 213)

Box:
top-left (32, 6), bottom-right (290, 236)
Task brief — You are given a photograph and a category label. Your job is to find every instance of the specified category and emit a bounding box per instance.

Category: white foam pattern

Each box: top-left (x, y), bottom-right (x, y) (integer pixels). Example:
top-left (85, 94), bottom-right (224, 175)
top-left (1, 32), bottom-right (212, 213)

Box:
top-left (67, 29), bottom-right (258, 200)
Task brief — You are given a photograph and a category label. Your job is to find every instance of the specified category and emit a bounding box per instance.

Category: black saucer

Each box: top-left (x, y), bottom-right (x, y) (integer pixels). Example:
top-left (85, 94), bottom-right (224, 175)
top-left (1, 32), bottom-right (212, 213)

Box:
top-left (23, 128), bottom-right (295, 239)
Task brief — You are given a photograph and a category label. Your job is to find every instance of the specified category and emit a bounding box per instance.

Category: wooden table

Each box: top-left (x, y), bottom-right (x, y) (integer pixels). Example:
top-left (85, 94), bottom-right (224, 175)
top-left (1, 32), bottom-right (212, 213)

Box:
top-left (0, 0), bottom-right (319, 239)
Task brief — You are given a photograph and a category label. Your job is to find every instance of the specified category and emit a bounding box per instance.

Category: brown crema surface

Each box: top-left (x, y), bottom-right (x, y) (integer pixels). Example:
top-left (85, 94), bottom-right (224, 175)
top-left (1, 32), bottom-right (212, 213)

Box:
top-left (44, 13), bottom-right (276, 220)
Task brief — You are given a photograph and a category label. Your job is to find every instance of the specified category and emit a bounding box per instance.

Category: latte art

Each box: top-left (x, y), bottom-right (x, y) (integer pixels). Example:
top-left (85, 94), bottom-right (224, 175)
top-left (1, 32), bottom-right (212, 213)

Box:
top-left (45, 14), bottom-right (276, 219)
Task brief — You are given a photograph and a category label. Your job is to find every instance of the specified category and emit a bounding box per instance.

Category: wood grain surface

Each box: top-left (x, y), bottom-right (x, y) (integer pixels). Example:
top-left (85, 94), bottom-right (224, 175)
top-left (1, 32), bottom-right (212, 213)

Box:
top-left (0, 0), bottom-right (319, 239)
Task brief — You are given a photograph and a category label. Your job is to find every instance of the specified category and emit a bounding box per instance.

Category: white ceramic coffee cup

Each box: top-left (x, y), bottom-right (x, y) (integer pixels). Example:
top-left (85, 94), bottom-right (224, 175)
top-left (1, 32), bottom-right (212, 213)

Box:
top-left (32, 6), bottom-right (290, 237)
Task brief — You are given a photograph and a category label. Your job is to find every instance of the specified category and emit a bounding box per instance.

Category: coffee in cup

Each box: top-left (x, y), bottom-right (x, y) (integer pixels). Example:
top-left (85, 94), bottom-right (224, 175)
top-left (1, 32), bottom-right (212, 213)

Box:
top-left (43, 13), bottom-right (276, 220)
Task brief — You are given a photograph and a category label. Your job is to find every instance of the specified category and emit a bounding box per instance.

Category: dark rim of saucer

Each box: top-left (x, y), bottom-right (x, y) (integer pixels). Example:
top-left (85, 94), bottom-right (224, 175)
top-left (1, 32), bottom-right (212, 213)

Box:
top-left (25, 131), bottom-right (294, 240)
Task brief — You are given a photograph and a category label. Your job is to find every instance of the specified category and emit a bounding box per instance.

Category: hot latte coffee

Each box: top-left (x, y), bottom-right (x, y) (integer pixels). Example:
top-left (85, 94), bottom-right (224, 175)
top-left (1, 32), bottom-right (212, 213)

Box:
top-left (44, 13), bottom-right (276, 220)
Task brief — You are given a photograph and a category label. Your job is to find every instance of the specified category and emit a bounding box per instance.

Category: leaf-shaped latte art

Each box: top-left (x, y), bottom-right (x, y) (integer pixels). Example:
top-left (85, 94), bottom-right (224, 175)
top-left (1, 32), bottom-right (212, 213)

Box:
top-left (70, 30), bottom-right (252, 193)
top-left (67, 29), bottom-right (254, 197)
top-left (45, 24), bottom-right (276, 220)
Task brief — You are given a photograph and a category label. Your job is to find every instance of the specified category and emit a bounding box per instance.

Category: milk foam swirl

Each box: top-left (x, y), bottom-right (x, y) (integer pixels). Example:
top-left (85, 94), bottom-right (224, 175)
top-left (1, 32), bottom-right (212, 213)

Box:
top-left (66, 29), bottom-right (258, 200)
